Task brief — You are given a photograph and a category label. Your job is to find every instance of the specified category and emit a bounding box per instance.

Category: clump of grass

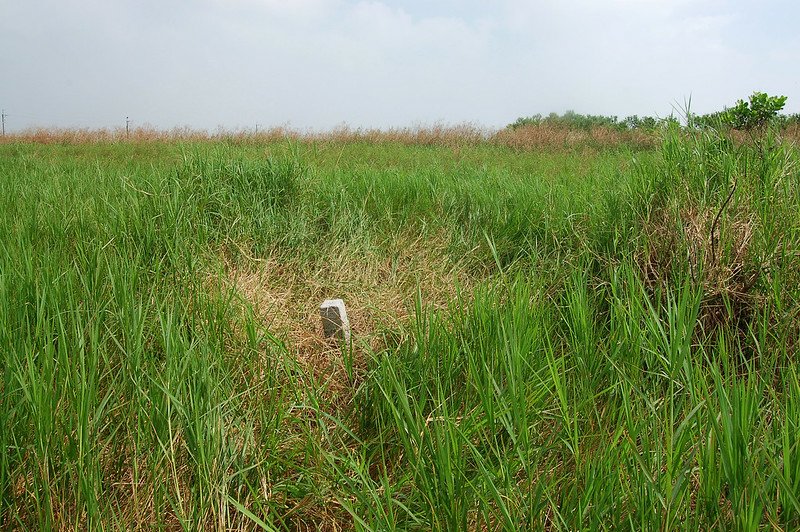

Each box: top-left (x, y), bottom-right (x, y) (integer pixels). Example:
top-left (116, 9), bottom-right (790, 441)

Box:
top-left (638, 122), bottom-right (799, 358)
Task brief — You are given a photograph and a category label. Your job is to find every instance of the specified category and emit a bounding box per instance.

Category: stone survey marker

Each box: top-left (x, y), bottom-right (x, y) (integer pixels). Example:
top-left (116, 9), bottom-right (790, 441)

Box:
top-left (319, 299), bottom-right (351, 344)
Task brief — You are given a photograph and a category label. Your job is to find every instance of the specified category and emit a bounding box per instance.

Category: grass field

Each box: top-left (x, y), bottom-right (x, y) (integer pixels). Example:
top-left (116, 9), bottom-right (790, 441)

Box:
top-left (1, 125), bottom-right (799, 530)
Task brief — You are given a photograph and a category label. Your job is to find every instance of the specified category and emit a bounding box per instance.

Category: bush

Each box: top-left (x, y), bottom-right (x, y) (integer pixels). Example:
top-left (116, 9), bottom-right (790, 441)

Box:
top-left (692, 92), bottom-right (789, 132)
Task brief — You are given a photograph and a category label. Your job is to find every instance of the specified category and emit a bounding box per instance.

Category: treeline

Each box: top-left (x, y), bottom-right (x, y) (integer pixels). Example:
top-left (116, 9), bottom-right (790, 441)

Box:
top-left (509, 111), bottom-right (677, 132)
top-left (510, 92), bottom-right (800, 132)
top-left (689, 112), bottom-right (800, 130)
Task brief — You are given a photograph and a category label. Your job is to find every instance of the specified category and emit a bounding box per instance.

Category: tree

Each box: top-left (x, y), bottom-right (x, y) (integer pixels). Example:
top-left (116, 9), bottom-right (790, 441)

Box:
top-left (723, 91), bottom-right (787, 131)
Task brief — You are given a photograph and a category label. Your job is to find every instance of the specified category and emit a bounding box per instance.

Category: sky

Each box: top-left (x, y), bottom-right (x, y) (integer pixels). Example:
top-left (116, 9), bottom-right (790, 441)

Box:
top-left (1, 0), bottom-right (799, 132)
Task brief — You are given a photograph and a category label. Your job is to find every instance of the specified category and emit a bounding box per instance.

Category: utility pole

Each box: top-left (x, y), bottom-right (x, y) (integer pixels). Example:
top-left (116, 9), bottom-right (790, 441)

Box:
top-left (1, 110), bottom-right (5, 136)
top-left (126, 116), bottom-right (130, 139)
top-left (255, 123), bottom-right (259, 135)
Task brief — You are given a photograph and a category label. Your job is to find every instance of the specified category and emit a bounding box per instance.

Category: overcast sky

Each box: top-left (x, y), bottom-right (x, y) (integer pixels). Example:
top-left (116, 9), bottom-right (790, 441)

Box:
top-left (1, 0), bottom-right (798, 132)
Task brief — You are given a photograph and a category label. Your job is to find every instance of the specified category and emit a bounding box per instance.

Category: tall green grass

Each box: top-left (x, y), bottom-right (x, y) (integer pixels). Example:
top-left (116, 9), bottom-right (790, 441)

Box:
top-left (1, 128), bottom-right (798, 529)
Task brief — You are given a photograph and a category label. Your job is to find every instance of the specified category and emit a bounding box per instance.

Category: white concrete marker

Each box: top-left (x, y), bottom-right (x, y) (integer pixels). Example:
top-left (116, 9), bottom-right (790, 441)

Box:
top-left (320, 299), bottom-right (351, 344)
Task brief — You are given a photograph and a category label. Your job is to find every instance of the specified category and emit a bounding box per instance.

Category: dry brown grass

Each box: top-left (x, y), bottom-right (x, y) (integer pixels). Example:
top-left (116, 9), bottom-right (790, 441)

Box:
top-left (212, 233), bottom-right (473, 409)
top-left (320, 123), bottom-right (490, 148)
top-left (6, 122), bottom-right (799, 151)
top-left (493, 124), bottom-right (657, 150)
top-left (638, 200), bottom-right (762, 349)
top-left (0, 126), bottom-right (295, 145)
top-left (0, 124), bottom-right (489, 146)
top-left (784, 123), bottom-right (800, 143)
top-left (682, 205), bottom-right (760, 333)
top-left (0, 123), bottom-right (659, 150)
